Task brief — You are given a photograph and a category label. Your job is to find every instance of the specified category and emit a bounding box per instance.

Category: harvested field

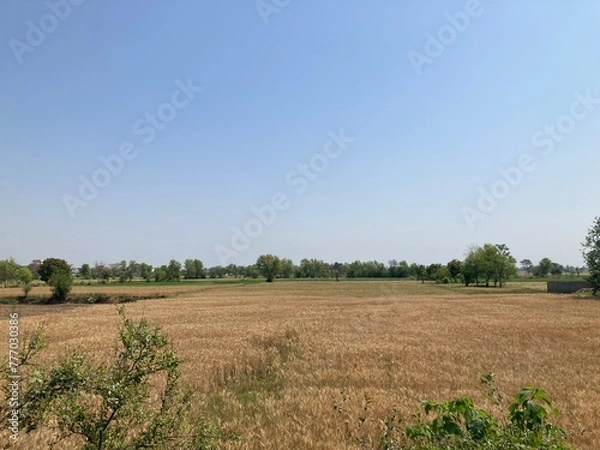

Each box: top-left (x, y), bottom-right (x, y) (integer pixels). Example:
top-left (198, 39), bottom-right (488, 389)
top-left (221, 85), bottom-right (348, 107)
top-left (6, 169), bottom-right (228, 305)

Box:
top-left (1, 280), bottom-right (598, 449)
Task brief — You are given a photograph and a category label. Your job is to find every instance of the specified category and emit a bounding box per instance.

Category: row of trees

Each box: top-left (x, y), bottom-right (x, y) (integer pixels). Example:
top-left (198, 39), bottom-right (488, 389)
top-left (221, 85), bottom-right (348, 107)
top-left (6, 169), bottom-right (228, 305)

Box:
top-left (518, 258), bottom-right (585, 277)
top-left (0, 253), bottom-right (587, 288)
top-left (2, 217), bottom-right (598, 295)
top-left (253, 244), bottom-right (519, 287)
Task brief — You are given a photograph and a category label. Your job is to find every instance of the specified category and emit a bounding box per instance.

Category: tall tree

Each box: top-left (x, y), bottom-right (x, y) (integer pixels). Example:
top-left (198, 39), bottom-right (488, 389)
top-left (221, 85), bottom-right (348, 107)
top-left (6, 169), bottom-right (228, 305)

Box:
top-left (256, 254), bottom-right (282, 282)
top-left (519, 259), bottom-right (533, 276)
top-left (38, 258), bottom-right (71, 284)
top-left (0, 258), bottom-right (19, 287)
top-left (582, 216), bottom-right (600, 295)
top-left (166, 260), bottom-right (182, 282)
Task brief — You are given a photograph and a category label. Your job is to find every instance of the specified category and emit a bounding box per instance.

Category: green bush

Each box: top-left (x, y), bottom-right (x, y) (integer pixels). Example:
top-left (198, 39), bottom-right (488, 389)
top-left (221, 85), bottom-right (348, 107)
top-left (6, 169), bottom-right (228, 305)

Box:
top-left (337, 374), bottom-right (572, 450)
top-left (48, 271), bottom-right (73, 302)
top-left (0, 308), bottom-right (223, 449)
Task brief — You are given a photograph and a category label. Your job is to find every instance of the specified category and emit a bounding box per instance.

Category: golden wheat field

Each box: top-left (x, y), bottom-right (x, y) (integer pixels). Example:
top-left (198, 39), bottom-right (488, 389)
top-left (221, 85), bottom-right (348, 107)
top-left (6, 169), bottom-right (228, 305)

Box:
top-left (1, 280), bottom-right (599, 449)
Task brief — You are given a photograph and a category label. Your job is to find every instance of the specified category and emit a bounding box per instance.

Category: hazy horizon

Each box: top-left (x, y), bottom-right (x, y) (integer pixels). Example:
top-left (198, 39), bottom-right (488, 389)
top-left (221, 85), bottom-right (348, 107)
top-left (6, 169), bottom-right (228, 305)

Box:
top-left (2, 1), bottom-right (598, 268)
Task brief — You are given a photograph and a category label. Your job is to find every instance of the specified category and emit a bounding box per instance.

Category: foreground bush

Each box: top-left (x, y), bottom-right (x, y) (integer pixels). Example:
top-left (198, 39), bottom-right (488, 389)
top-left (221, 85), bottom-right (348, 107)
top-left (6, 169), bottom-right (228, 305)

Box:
top-left (0, 308), bottom-right (222, 450)
top-left (341, 374), bottom-right (573, 450)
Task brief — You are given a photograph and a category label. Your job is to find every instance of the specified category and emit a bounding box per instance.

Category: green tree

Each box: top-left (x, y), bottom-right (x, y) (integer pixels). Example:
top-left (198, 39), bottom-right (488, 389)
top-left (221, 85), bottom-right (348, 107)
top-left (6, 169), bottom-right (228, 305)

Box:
top-left (0, 258), bottom-right (20, 287)
top-left (519, 259), bottom-right (533, 276)
top-left (153, 266), bottom-right (167, 282)
top-left (166, 260), bottom-right (182, 282)
top-left (16, 267), bottom-right (34, 285)
top-left (140, 263), bottom-right (153, 282)
top-left (1, 310), bottom-right (221, 449)
top-left (279, 258), bottom-right (295, 278)
top-left (38, 258), bottom-right (71, 284)
top-left (79, 263), bottom-right (92, 279)
top-left (331, 262), bottom-right (345, 281)
top-left (183, 259), bottom-right (206, 279)
top-left (256, 254), bottom-right (282, 282)
top-left (49, 271), bottom-right (73, 302)
top-left (582, 216), bottom-right (600, 295)
top-left (493, 244), bottom-right (517, 287)
top-left (447, 259), bottom-right (462, 283)
top-left (536, 258), bottom-right (553, 278)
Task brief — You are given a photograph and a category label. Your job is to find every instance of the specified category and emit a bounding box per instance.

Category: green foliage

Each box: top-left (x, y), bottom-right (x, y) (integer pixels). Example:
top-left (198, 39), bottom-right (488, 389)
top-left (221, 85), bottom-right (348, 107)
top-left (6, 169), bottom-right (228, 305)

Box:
top-left (184, 259), bottom-right (206, 279)
top-left (23, 282), bottom-right (33, 298)
top-left (166, 259), bottom-right (182, 282)
top-left (462, 244), bottom-right (517, 288)
top-left (298, 258), bottom-right (331, 278)
top-left (16, 267), bottom-right (34, 285)
top-left (582, 216), bottom-right (600, 295)
top-left (48, 271), bottom-right (73, 302)
top-left (256, 254), bottom-right (282, 282)
top-left (79, 263), bottom-right (92, 279)
top-left (532, 258), bottom-right (554, 278)
top-left (363, 375), bottom-right (572, 450)
top-left (38, 258), bottom-right (71, 284)
top-left (0, 258), bottom-right (20, 287)
top-left (1, 309), bottom-right (222, 449)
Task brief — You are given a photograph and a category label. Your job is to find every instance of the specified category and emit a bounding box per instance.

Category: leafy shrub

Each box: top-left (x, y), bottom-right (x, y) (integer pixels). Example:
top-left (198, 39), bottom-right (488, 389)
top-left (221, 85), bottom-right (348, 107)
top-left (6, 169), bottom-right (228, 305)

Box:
top-left (0, 308), bottom-right (223, 449)
top-left (337, 374), bottom-right (572, 450)
top-left (48, 271), bottom-right (73, 302)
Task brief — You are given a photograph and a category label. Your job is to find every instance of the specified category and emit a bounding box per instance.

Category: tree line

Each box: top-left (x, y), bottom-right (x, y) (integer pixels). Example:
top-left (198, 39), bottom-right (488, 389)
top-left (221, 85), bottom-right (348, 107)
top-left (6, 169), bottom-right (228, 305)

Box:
top-left (1, 216), bottom-right (598, 298)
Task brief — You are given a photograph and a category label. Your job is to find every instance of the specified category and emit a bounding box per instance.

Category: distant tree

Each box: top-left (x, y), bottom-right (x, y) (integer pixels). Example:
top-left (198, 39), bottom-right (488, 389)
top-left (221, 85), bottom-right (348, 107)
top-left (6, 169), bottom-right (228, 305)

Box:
top-left (331, 262), bottom-right (345, 281)
top-left (140, 263), bottom-right (153, 282)
top-left (462, 246), bottom-right (482, 287)
top-left (49, 271), bottom-right (73, 302)
top-left (0, 258), bottom-right (20, 287)
top-left (395, 260), bottom-right (411, 278)
top-left (126, 260), bottom-right (140, 281)
top-left (256, 254), bottom-right (282, 282)
top-left (519, 259), bottom-right (533, 276)
top-left (153, 266), bottom-right (167, 282)
top-left (16, 267), bottom-right (34, 286)
top-left (78, 263), bottom-right (92, 279)
top-left (550, 263), bottom-right (564, 276)
top-left (582, 216), bottom-right (600, 295)
top-left (225, 263), bottom-right (241, 277)
top-left (493, 244), bottom-right (518, 287)
top-left (410, 264), bottom-right (426, 283)
top-left (447, 259), bottom-right (463, 283)
top-left (184, 259), bottom-right (206, 279)
top-left (28, 261), bottom-right (41, 280)
top-left (38, 258), bottom-right (71, 284)
top-left (280, 258), bottom-right (295, 278)
top-left (533, 258), bottom-right (553, 278)
top-left (244, 265), bottom-right (260, 279)
top-left (208, 266), bottom-right (226, 278)
top-left (299, 259), bottom-right (330, 278)
top-left (462, 244), bottom-right (516, 287)
top-left (166, 259), bottom-right (182, 282)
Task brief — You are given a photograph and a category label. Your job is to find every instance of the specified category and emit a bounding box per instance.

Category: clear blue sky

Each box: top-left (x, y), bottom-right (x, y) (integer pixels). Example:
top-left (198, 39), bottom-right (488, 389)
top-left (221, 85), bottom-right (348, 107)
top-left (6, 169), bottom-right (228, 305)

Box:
top-left (1, 0), bottom-right (599, 267)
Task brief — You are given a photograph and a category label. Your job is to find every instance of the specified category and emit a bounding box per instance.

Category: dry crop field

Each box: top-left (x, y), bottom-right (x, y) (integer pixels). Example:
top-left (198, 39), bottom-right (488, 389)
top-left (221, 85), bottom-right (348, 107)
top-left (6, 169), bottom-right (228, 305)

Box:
top-left (1, 280), bottom-right (598, 449)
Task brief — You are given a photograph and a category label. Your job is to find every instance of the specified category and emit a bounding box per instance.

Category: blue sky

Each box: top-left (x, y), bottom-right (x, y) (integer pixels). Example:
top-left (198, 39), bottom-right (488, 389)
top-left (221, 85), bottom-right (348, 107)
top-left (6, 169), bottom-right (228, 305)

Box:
top-left (1, 0), bottom-right (599, 267)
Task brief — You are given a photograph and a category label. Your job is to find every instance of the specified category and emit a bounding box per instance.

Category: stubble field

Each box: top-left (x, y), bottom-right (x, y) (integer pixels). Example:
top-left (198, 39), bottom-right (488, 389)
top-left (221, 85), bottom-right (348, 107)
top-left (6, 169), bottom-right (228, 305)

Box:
top-left (1, 280), bottom-right (598, 449)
